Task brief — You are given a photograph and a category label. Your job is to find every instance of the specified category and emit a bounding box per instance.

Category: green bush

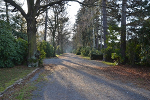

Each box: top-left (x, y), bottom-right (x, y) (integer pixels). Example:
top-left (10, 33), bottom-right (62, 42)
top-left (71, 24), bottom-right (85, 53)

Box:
top-left (89, 48), bottom-right (102, 55)
top-left (12, 30), bottom-right (28, 40)
top-left (126, 39), bottom-right (141, 65)
top-left (102, 46), bottom-right (114, 62)
top-left (37, 41), bottom-right (46, 65)
top-left (0, 20), bottom-right (28, 68)
top-left (76, 47), bottom-right (82, 55)
top-left (89, 48), bottom-right (103, 60)
top-left (45, 42), bottom-right (54, 58)
top-left (14, 38), bottom-right (28, 65)
top-left (138, 19), bottom-right (150, 66)
top-left (81, 46), bottom-right (91, 57)
top-left (37, 41), bottom-right (54, 65)
top-left (111, 48), bottom-right (124, 65)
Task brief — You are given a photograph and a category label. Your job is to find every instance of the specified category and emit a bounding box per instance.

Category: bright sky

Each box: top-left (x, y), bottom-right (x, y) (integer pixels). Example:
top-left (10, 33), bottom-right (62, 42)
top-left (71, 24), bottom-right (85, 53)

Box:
top-left (66, 1), bottom-right (81, 27)
top-left (22, 1), bottom-right (81, 29)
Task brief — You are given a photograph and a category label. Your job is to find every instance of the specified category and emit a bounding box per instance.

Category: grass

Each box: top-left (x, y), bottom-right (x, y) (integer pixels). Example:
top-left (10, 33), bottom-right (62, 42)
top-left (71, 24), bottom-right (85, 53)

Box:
top-left (77, 54), bottom-right (115, 66)
top-left (12, 68), bottom-right (49, 100)
top-left (81, 56), bottom-right (91, 60)
top-left (13, 83), bottom-right (37, 100)
top-left (0, 66), bottom-right (37, 93)
top-left (102, 61), bottom-right (116, 66)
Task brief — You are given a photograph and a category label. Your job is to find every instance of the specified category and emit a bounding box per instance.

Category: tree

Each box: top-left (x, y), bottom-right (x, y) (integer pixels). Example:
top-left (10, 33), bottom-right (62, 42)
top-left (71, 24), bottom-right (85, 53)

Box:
top-left (120, 0), bottom-right (127, 64)
top-left (3, 0), bottom-right (91, 67)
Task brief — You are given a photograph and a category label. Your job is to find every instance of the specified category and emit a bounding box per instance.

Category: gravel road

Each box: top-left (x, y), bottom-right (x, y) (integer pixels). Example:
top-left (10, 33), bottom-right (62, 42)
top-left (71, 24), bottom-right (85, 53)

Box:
top-left (31, 53), bottom-right (150, 100)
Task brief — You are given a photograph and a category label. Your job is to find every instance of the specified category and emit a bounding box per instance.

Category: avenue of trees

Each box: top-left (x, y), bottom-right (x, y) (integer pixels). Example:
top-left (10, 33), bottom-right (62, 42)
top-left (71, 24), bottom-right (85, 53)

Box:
top-left (73, 0), bottom-right (150, 66)
top-left (0, 0), bottom-right (149, 67)
top-left (0, 0), bottom-right (76, 67)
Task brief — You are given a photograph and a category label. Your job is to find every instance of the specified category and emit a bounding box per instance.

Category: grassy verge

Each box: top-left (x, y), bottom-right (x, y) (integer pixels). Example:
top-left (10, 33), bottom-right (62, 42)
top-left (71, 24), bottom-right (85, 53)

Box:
top-left (77, 54), bottom-right (115, 66)
top-left (0, 66), bottom-right (37, 93)
top-left (102, 61), bottom-right (116, 66)
top-left (76, 55), bottom-right (91, 60)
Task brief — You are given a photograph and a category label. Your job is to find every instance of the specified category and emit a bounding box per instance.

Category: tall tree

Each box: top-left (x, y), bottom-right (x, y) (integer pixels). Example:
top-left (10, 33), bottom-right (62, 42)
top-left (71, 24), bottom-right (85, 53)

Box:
top-left (3, 0), bottom-right (90, 67)
top-left (44, 0), bottom-right (48, 41)
top-left (102, 0), bottom-right (108, 61)
top-left (120, 0), bottom-right (127, 64)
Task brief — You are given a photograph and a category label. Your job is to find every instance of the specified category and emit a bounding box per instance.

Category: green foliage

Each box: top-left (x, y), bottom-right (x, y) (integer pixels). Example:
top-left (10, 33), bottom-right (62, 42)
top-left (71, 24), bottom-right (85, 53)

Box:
top-left (81, 46), bottom-right (91, 57)
top-left (0, 20), bottom-right (16, 68)
top-left (102, 46), bottom-right (114, 62)
top-left (89, 48), bottom-right (102, 55)
top-left (12, 30), bottom-right (28, 40)
top-left (45, 42), bottom-right (54, 58)
top-left (89, 48), bottom-right (103, 60)
top-left (126, 39), bottom-right (141, 65)
top-left (37, 41), bottom-right (54, 65)
top-left (76, 47), bottom-right (82, 55)
top-left (37, 41), bottom-right (46, 65)
top-left (14, 38), bottom-right (28, 65)
top-left (0, 20), bottom-right (28, 68)
top-left (138, 19), bottom-right (150, 66)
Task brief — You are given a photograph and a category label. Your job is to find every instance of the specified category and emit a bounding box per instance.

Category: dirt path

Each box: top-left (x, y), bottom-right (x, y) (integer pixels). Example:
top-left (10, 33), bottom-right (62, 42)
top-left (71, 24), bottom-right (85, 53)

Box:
top-left (31, 53), bottom-right (150, 100)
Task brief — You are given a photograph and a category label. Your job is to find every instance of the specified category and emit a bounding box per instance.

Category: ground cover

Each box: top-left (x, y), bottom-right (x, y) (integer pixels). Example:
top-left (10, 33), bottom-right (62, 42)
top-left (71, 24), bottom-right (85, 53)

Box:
top-left (0, 66), bottom-right (37, 93)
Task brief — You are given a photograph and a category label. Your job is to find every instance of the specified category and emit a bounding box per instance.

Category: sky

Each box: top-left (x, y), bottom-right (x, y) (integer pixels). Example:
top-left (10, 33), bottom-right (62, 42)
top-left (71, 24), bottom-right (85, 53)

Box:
top-left (66, 1), bottom-right (81, 28)
top-left (22, 1), bottom-right (81, 29)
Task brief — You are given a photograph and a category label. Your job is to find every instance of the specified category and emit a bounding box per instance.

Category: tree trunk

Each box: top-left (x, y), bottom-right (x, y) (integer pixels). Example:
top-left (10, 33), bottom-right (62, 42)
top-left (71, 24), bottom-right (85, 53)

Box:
top-left (5, 2), bottom-right (9, 23)
top-left (27, 17), bottom-right (38, 67)
top-left (102, 0), bottom-right (108, 61)
top-left (52, 35), bottom-right (56, 57)
top-left (44, 8), bottom-right (48, 41)
top-left (121, 0), bottom-right (127, 64)
top-left (93, 27), bottom-right (95, 48)
top-left (44, 0), bottom-right (48, 41)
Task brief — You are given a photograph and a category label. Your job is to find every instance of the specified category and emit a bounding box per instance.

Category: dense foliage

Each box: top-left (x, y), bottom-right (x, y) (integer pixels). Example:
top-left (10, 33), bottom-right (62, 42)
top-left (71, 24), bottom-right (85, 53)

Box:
top-left (0, 20), bottom-right (28, 68)
top-left (73, 0), bottom-right (150, 66)
top-left (37, 41), bottom-right (54, 65)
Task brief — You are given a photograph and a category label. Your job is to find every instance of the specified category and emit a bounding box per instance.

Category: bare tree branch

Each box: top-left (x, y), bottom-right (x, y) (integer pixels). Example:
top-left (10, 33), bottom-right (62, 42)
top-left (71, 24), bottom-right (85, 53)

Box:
top-left (40, 0), bottom-right (97, 9)
top-left (3, 0), bottom-right (27, 19)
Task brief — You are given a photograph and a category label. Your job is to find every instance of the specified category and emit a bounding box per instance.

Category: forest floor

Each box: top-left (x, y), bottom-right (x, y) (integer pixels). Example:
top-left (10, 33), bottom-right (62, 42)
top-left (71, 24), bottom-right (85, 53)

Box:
top-left (1, 53), bottom-right (150, 100)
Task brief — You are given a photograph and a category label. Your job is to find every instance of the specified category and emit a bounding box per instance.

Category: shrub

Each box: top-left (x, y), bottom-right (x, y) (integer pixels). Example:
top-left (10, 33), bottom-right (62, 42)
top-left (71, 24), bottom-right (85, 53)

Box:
top-left (12, 30), bottom-right (28, 40)
top-left (37, 41), bottom-right (54, 65)
top-left (102, 46), bottom-right (114, 62)
top-left (76, 47), bottom-right (82, 55)
top-left (14, 38), bottom-right (28, 65)
top-left (37, 41), bottom-right (46, 65)
top-left (45, 42), bottom-right (54, 58)
top-left (81, 46), bottom-right (91, 57)
top-left (89, 48), bottom-right (103, 60)
top-left (0, 20), bottom-right (16, 67)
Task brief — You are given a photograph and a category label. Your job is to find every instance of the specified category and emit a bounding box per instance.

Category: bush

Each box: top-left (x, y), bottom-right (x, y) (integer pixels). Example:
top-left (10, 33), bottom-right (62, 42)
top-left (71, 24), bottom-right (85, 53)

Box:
top-left (81, 46), bottom-right (91, 57)
top-left (102, 46), bottom-right (114, 62)
top-left (37, 41), bottom-right (46, 65)
top-left (76, 47), bottom-right (82, 55)
top-left (89, 48), bottom-right (103, 60)
top-left (37, 41), bottom-right (54, 65)
top-left (45, 42), bottom-right (54, 58)
top-left (0, 20), bottom-right (28, 68)
top-left (12, 30), bottom-right (28, 40)
top-left (126, 39), bottom-right (141, 65)
top-left (14, 38), bottom-right (28, 65)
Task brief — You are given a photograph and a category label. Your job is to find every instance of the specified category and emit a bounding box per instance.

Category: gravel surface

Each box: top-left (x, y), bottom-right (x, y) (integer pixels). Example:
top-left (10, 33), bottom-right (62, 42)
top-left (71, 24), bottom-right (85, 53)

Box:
top-left (31, 53), bottom-right (150, 100)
